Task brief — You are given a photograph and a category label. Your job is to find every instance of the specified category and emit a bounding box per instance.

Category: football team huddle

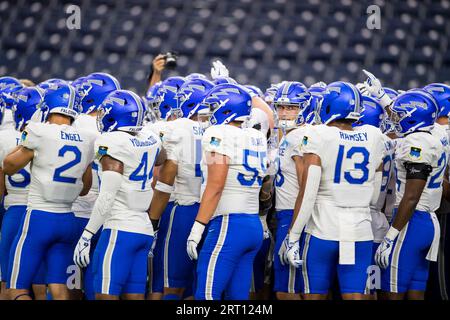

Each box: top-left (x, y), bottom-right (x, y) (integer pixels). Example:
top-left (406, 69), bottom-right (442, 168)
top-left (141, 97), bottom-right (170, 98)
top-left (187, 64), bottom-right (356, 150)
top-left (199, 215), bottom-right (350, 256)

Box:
top-left (0, 58), bottom-right (448, 300)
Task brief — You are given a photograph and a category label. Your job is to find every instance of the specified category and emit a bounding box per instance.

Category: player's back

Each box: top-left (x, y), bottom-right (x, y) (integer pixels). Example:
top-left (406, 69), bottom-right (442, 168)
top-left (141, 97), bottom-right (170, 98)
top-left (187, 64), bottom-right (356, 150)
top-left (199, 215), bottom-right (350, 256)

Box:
top-left (301, 124), bottom-right (385, 241)
top-left (95, 129), bottom-right (161, 235)
top-left (395, 130), bottom-right (445, 213)
top-left (374, 134), bottom-right (395, 213)
top-left (0, 128), bottom-right (30, 208)
top-left (201, 124), bottom-right (268, 217)
top-left (22, 121), bottom-right (96, 213)
top-left (164, 117), bottom-right (203, 205)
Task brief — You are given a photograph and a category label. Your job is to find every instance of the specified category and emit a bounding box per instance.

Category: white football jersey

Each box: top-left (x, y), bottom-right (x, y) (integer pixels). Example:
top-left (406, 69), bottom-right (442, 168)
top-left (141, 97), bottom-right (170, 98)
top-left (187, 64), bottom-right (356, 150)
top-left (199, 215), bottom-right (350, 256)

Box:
top-left (432, 123), bottom-right (450, 162)
top-left (95, 129), bottom-right (161, 236)
top-left (371, 134), bottom-right (395, 242)
top-left (301, 124), bottom-right (385, 241)
top-left (142, 120), bottom-right (175, 202)
top-left (0, 109), bottom-right (14, 131)
top-left (0, 128), bottom-right (30, 208)
top-left (394, 131), bottom-right (445, 213)
top-left (21, 122), bottom-right (97, 213)
top-left (71, 114), bottom-right (102, 218)
top-left (275, 126), bottom-right (307, 211)
top-left (201, 124), bottom-right (268, 218)
top-left (164, 118), bottom-right (203, 205)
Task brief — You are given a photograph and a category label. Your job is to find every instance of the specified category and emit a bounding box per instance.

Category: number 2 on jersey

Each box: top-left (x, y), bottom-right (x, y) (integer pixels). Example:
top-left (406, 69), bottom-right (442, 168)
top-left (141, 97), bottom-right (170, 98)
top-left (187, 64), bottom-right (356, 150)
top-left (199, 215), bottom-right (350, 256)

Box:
top-left (428, 152), bottom-right (447, 189)
top-left (53, 145), bottom-right (82, 184)
top-left (334, 145), bottom-right (369, 185)
top-left (130, 150), bottom-right (158, 190)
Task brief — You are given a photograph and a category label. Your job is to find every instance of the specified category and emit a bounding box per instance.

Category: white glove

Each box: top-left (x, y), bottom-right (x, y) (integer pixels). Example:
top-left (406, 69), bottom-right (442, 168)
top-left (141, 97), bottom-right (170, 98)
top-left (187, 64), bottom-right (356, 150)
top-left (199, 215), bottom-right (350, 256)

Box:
top-left (362, 69), bottom-right (393, 107)
top-left (187, 221), bottom-right (205, 260)
top-left (210, 60), bottom-right (229, 80)
top-left (279, 234), bottom-right (302, 268)
top-left (73, 230), bottom-right (93, 268)
top-left (375, 227), bottom-right (400, 269)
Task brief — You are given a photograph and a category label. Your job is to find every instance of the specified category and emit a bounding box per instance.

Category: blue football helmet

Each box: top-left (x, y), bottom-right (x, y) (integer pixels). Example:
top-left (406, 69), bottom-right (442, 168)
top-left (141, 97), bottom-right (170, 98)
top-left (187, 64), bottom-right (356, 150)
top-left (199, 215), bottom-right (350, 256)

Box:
top-left (391, 90), bottom-right (439, 135)
top-left (97, 90), bottom-right (146, 133)
top-left (185, 73), bottom-right (207, 80)
top-left (0, 77), bottom-right (24, 125)
top-left (37, 78), bottom-right (67, 91)
top-left (213, 76), bottom-right (238, 86)
top-left (41, 83), bottom-right (81, 121)
top-left (383, 87), bottom-right (399, 100)
top-left (11, 87), bottom-right (44, 131)
top-left (315, 81), bottom-right (362, 125)
top-left (78, 72), bottom-right (121, 114)
top-left (200, 83), bottom-right (252, 126)
top-left (423, 83), bottom-right (450, 118)
top-left (175, 78), bottom-right (214, 119)
top-left (353, 96), bottom-right (385, 128)
top-left (70, 76), bottom-right (87, 91)
top-left (305, 85), bottom-right (326, 124)
top-left (273, 81), bottom-right (311, 128)
top-left (154, 76), bottom-right (186, 120)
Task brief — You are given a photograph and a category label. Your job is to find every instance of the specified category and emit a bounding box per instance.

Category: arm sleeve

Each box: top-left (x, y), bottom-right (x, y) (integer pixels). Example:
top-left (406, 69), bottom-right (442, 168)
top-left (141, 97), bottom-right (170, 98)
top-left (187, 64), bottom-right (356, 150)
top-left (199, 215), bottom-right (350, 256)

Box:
top-left (20, 122), bottom-right (43, 150)
top-left (85, 170), bottom-right (123, 234)
top-left (202, 126), bottom-right (235, 160)
top-left (94, 133), bottom-right (129, 165)
top-left (164, 128), bottom-right (182, 161)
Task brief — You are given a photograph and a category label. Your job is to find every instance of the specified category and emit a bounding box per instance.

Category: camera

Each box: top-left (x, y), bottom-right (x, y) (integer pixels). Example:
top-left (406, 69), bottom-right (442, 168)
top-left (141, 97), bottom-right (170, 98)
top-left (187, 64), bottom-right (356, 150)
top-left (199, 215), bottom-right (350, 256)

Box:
top-left (164, 51), bottom-right (178, 69)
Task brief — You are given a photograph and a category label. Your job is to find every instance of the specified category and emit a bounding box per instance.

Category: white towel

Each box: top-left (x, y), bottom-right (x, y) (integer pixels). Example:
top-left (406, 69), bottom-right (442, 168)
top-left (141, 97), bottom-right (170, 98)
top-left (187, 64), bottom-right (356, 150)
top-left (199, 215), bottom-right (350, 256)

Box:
top-left (339, 241), bottom-right (355, 265)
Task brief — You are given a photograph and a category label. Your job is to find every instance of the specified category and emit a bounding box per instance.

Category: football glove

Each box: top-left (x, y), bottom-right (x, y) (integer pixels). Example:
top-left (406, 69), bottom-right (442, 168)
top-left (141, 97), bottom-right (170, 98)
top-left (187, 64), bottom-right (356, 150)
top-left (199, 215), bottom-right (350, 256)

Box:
top-left (73, 229), bottom-right (93, 268)
top-left (187, 220), bottom-right (205, 260)
top-left (279, 234), bottom-right (302, 268)
top-left (210, 60), bottom-right (229, 80)
top-left (362, 69), bottom-right (393, 107)
top-left (375, 227), bottom-right (400, 269)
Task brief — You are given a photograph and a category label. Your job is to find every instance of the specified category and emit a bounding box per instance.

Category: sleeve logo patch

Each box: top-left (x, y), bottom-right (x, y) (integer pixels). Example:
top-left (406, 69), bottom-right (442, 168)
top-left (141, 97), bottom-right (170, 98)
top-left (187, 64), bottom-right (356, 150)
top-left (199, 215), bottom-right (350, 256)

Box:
top-left (21, 131), bottom-right (28, 142)
top-left (302, 136), bottom-right (308, 146)
top-left (409, 147), bottom-right (422, 160)
top-left (97, 146), bottom-right (108, 158)
top-left (210, 137), bottom-right (221, 147)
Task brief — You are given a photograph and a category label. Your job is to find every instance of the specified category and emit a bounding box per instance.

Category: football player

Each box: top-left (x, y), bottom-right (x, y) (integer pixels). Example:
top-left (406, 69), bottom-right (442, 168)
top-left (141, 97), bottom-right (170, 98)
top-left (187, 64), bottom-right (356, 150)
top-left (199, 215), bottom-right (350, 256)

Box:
top-left (186, 83), bottom-right (267, 300)
top-left (0, 87), bottom-right (46, 300)
top-left (71, 72), bottom-right (120, 299)
top-left (147, 77), bottom-right (213, 300)
top-left (281, 81), bottom-right (385, 300)
top-left (3, 83), bottom-right (96, 300)
top-left (375, 91), bottom-right (443, 300)
top-left (353, 96), bottom-right (394, 297)
top-left (273, 81), bottom-right (311, 300)
top-left (73, 90), bottom-right (165, 300)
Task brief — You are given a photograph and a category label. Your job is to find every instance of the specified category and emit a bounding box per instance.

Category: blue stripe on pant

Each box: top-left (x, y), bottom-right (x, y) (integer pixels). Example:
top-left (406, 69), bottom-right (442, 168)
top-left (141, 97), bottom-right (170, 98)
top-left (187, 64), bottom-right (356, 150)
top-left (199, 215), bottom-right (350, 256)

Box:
top-left (301, 234), bottom-right (373, 294)
top-left (195, 214), bottom-right (263, 300)
top-left (273, 210), bottom-right (303, 294)
top-left (93, 228), bottom-right (153, 296)
top-left (7, 210), bottom-right (79, 289)
top-left (0, 206), bottom-right (46, 284)
top-left (163, 202), bottom-right (199, 289)
top-left (381, 210), bottom-right (434, 293)
top-left (149, 201), bottom-right (174, 294)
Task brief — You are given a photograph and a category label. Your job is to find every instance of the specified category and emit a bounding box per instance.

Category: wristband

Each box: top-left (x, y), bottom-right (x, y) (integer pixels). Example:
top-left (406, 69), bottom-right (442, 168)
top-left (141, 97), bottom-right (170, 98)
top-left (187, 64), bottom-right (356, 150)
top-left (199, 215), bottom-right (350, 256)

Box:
top-left (386, 226), bottom-right (400, 241)
top-left (155, 180), bottom-right (175, 194)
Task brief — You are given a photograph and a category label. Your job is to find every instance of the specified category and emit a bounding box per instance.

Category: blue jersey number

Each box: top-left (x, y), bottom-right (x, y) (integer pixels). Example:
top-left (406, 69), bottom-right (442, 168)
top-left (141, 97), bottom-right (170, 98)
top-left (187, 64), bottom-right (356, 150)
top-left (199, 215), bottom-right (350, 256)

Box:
top-left (275, 156), bottom-right (284, 187)
top-left (334, 145), bottom-right (370, 185)
top-left (8, 169), bottom-right (31, 188)
top-left (53, 145), bottom-right (82, 184)
top-left (428, 152), bottom-right (447, 189)
top-left (130, 151), bottom-right (158, 190)
top-left (195, 139), bottom-right (202, 177)
top-left (237, 149), bottom-right (267, 187)
top-left (380, 154), bottom-right (392, 192)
